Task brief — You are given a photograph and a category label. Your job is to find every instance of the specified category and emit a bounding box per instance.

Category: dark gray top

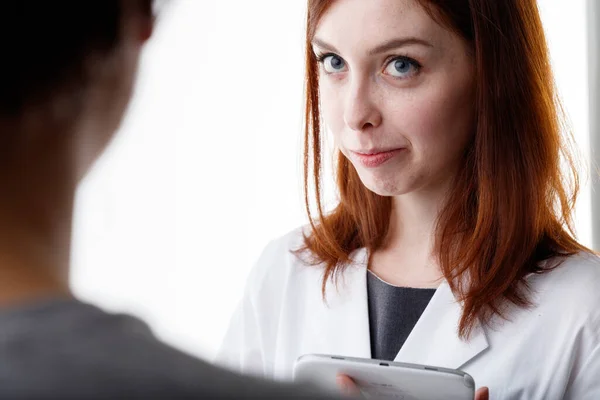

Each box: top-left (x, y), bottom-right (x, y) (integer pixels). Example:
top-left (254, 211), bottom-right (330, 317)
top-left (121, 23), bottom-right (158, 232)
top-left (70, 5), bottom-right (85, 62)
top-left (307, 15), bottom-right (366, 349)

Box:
top-left (367, 271), bottom-right (436, 361)
top-left (0, 297), bottom-right (338, 400)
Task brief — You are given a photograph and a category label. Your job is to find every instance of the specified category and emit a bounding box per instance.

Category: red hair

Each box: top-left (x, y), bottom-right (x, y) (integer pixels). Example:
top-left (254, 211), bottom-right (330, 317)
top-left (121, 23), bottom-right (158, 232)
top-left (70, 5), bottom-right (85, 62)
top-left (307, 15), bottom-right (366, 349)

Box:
top-left (298, 0), bottom-right (590, 338)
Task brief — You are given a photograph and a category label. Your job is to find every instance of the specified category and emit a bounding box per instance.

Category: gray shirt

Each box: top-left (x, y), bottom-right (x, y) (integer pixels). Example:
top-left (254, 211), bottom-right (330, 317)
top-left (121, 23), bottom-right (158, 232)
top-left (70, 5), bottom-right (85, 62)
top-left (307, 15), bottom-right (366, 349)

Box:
top-left (0, 297), bottom-right (337, 400)
top-left (367, 271), bottom-right (436, 361)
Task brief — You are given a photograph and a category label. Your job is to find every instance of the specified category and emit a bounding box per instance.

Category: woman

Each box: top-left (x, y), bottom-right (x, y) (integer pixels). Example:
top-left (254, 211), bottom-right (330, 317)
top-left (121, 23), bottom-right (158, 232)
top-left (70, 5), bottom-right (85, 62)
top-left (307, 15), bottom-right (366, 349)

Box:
top-left (218, 0), bottom-right (600, 398)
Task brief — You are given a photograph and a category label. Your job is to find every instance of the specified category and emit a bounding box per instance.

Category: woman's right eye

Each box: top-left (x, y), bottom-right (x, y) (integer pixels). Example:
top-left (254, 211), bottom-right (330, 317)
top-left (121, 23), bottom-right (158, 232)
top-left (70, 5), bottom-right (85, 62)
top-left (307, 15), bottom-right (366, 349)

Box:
top-left (318, 54), bottom-right (347, 74)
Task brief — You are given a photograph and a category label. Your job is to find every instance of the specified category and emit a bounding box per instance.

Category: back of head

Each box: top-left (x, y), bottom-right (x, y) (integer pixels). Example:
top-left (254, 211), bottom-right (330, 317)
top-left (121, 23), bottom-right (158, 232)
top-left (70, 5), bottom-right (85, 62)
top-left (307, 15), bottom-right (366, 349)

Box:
top-left (0, 0), bottom-right (154, 177)
top-left (0, 1), bottom-right (152, 116)
top-left (0, 3), bottom-right (343, 399)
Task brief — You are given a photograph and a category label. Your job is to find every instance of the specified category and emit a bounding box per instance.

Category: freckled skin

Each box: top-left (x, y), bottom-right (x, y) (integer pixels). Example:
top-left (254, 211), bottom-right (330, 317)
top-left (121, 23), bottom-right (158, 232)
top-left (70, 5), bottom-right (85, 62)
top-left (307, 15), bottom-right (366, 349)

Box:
top-left (314, 0), bottom-right (475, 197)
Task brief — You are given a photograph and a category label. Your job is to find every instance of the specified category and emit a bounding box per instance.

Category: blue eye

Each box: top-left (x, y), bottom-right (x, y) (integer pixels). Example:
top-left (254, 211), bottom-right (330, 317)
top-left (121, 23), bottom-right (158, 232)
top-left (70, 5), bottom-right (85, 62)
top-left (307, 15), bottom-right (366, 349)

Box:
top-left (384, 56), bottom-right (420, 78)
top-left (319, 54), bottom-right (347, 73)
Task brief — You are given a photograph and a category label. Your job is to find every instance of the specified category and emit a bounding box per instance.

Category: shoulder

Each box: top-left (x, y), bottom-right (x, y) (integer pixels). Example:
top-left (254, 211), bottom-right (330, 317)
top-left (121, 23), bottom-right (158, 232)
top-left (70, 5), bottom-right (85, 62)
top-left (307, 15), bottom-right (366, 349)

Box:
top-left (245, 225), bottom-right (317, 294)
top-left (529, 252), bottom-right (600, 326)
top-left (245, 225), bottom-right (369, 306)
top-left (535, 252), bottom-right (600, 295)
top-left (0, 301), bottom-right (227, 398)
top-left (255, 226), bottom-right (309, 266)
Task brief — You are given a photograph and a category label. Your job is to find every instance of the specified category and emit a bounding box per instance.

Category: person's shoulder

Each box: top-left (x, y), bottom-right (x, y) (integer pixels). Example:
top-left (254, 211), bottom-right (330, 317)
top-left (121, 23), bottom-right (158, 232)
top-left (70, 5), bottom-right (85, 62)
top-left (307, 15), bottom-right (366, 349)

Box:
top-left (541, 251), bottom-right (600, 290)
top-left (245, 225), bottom-right (316, 290)
top-left (531, 251), bottom-right (600, 320)
top-left (260, 225), bottom-right (311, 260)
top-left (0, 300), bottom-right (210, 398)
top-left (0, 300), bottom-right (334, 399)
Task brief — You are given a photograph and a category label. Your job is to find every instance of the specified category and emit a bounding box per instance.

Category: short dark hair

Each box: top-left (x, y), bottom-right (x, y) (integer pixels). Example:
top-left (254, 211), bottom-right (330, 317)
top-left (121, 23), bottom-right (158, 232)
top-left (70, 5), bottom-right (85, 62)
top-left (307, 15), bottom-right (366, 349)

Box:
top-left (0, 1), bottom-right (153, 115)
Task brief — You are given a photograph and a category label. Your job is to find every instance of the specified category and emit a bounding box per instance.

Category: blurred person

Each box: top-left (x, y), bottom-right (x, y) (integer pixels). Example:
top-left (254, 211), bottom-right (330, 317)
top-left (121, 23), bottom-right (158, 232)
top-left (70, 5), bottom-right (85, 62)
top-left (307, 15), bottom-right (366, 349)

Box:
top-left (0, 1), bottom-right (345, 399)
top-left (217, 0), bottom-right (600, 399)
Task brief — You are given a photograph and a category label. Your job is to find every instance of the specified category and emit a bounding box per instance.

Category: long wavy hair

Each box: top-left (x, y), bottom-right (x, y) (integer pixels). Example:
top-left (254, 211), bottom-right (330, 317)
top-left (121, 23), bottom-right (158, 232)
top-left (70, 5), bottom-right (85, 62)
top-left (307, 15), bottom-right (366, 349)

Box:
top-left (298, 0), bottom-right (590, 338)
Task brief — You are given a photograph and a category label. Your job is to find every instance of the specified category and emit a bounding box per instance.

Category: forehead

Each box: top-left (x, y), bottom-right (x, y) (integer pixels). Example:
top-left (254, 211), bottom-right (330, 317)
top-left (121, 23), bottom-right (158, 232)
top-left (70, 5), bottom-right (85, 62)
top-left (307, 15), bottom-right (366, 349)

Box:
top-left (314, 0), bottom-right (446, 51)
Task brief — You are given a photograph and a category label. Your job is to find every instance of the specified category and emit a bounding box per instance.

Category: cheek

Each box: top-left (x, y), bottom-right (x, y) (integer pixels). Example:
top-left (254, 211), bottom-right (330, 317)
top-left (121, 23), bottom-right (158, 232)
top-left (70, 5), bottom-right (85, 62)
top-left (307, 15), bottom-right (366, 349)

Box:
top-left (319, 83), bottom-right (345, 143)
top-left (391, 80), bottom-right (474, 161)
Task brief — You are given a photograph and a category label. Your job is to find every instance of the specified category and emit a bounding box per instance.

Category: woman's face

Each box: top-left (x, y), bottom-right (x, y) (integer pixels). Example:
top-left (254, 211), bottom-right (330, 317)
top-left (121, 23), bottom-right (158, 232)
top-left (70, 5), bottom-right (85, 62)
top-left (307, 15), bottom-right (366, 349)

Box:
top-left (313, 0), bottom-right (475, 197)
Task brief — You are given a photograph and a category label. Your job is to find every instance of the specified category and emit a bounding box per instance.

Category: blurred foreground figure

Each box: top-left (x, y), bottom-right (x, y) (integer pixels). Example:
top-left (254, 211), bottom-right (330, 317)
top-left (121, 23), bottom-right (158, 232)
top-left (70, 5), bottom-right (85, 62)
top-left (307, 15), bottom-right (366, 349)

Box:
top-left (0, 2), bottom-right (341, 399)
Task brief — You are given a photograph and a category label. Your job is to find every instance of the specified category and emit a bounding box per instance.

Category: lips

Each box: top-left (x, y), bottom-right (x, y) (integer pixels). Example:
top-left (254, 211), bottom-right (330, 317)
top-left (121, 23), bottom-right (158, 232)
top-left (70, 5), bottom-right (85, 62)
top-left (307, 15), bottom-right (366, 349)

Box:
top-left (351, 148), bottom-right (404, 168)
top-left (355, 148), bottom-right (399, 155)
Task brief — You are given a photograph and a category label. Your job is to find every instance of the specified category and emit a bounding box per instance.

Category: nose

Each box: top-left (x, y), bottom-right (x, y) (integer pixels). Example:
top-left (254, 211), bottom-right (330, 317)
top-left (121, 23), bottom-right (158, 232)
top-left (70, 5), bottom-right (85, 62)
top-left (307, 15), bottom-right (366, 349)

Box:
top-left (343, 77), bottom-right (382, 132)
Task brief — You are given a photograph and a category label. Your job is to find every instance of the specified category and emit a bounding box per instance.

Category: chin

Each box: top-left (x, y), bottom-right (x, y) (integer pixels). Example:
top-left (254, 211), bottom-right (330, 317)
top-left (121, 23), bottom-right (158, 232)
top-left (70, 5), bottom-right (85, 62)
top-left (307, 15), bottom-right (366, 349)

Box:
top-left (359, 176), bottom-right (409, 197)
top-left (351, 162), bottom-right (417, 197)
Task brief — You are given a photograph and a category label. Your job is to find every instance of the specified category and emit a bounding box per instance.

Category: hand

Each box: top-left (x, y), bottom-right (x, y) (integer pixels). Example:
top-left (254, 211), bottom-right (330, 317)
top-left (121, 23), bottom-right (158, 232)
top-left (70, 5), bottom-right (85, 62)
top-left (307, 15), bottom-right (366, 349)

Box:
top-left (474, 386), bottom-right (489, 400)
top-left (336, 374), bottom-right (490, 399)
top-left (336, 374), bottom-right (360, 396)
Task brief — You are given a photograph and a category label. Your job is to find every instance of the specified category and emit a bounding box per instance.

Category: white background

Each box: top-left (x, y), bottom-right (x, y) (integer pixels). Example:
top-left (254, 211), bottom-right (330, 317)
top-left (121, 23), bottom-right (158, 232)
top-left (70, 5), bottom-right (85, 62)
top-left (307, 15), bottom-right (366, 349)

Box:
top-left (70, 0), bottom-right (592, 360)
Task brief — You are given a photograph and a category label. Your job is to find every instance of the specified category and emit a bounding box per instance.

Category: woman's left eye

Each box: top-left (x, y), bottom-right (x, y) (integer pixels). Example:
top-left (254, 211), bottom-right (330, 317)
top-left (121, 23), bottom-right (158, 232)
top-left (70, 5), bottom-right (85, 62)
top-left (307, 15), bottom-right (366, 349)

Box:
top-left (383, 57), bottom-right (420, 78)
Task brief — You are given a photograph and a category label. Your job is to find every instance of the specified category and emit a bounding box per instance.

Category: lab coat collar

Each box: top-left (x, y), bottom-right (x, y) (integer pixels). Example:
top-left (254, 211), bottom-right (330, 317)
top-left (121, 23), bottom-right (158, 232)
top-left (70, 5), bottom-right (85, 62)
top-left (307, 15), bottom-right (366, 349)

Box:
top-left (327, 247), bottom-right (489, 369)
top-left (393, 280), bottom-right (490, 369)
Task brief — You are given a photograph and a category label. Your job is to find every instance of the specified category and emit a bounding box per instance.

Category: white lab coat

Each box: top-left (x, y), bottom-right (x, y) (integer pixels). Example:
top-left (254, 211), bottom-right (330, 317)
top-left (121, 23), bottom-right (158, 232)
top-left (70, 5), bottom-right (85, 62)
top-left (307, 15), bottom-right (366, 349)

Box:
top-left (217, 228), bottom-right (600, 399)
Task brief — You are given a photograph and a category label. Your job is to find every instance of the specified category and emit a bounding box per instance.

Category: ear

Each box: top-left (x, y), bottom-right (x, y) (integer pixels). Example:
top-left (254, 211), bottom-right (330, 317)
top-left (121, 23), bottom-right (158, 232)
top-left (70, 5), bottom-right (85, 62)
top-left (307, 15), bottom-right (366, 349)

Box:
top-left (126, 0), bottom-right (154, 43)
top-left (139, 16), bottom-right (154, 42)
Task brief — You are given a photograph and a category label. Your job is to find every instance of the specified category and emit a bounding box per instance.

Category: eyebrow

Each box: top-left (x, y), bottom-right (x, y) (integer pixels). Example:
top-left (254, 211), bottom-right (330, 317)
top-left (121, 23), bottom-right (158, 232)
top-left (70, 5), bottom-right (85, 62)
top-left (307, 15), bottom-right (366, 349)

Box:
top-left (311, 37), bottom-right (433, 56)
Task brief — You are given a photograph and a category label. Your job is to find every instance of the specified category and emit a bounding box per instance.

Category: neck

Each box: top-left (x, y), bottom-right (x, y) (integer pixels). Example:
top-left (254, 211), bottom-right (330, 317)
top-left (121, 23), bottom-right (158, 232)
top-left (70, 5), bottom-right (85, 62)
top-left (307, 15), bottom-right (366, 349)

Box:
top-left (0, 124), bottom-right (76, 307)
top-left (384, 184), bottom-right (449, 255)
top-left (368, 181), bottom-right (451, 287)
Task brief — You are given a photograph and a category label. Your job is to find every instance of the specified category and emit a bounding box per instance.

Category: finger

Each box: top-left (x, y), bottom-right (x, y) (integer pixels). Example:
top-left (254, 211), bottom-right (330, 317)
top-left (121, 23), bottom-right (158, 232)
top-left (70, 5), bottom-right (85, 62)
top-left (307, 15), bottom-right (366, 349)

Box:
top-left (475, 386), bottom-right (489, 400)
top-left (336, 374), bottom-right (360, 396)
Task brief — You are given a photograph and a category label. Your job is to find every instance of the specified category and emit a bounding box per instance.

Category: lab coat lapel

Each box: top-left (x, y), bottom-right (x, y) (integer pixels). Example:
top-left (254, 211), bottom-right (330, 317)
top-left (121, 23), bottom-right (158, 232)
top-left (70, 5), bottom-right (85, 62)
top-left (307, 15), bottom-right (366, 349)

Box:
top-left (394, 281), bottom-right (489, 369)
top-left (319, 247), bottom-right (372, 359)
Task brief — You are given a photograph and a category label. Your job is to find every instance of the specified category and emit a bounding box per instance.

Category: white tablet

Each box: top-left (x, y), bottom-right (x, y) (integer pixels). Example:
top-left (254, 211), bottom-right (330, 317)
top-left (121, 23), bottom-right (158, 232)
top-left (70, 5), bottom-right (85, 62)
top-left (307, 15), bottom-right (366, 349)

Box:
top-left (294, 354), bottom-right (475, 400)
